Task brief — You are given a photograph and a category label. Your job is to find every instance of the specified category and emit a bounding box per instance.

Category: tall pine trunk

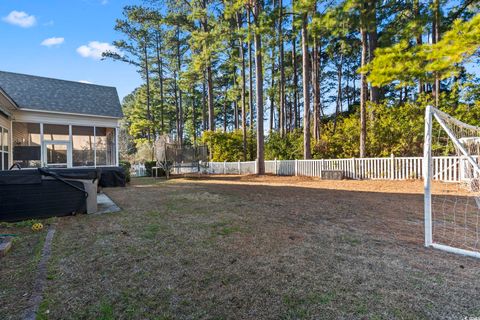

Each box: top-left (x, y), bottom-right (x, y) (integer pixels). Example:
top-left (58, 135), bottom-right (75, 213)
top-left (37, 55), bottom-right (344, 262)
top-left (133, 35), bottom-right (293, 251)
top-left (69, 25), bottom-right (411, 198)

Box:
top-left (176, 28), bottom-right (183, 145)
top-left (360, 27), bottom-right (368, 158)
top-left (248, 10), bottom-right (255, 132)
top-left (206, 66), bottom-right (214, 130)
top-left (312, 36), bottom-right (320, 141)
top-left (143, 38), bottom-right (152, 142)
top-left (202, 72), bottom-right (208, 131)
top-left (270, 47), bottom-right (276, 132)
top-left (192, 86), bottom-right (197, 143)
top-left (292, 32), bottom-right (299, 129)
top-left (237, 12), bottom-right (247, 161)
top-left (414, 0), bottom-right (424, 94)
top-left (233, 65), bottom-right (239, 130)
top-left (368, 0), bottom-right (379, 104)
top-left (202, 0), bottom-right (215, 130)
top-left (174, 70), bottom-right (180, 143)
top-left (301, 13), bottom-right (311, 159)
top-left (253, 1), bottom-right (265, 174)
top-left (155, 32), bottom-right (165, 134)
top-left (432, 0), bottom-right (441, 106)
top-left (223, 96), bottom-right (228, 132)
top-left (333, 54), bottom-right (343, 133)
top-left (278, 0), bottom-right (286, 136)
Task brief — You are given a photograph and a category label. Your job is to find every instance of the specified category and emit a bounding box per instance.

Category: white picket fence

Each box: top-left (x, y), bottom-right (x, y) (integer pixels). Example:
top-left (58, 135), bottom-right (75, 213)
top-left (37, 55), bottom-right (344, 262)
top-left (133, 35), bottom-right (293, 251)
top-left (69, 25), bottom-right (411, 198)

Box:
top-left (205, 155), bottom-right (466, 182)
top-left (206, 161), bottom-right (257, 175)
top-left (132, 163), bottom-right (147, 177)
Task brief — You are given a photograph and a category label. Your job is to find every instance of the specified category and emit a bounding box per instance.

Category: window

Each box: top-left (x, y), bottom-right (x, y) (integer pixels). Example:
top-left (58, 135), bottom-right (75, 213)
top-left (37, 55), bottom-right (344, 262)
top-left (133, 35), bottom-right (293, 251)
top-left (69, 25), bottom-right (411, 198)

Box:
top-left (0, 126), bottom-right (8, 170)
top-left (12, 122), bottom-right (41, 168)
top-left (43, 124), bottom-right (69, 141)
top-left (72, 126), bottom-right (94, 166)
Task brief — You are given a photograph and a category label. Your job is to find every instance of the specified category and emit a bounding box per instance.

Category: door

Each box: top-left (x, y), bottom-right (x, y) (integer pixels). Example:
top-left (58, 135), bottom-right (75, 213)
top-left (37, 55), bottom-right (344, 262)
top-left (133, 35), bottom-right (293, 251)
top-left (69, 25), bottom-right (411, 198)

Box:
top-left (44, 141), bottom-right (72, 168)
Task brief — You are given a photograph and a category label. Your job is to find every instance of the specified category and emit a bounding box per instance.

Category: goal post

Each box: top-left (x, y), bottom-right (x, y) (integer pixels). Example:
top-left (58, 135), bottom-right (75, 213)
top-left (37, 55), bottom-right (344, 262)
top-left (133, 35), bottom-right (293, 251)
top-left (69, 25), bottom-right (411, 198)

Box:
top-left (424, 105), bottom-right (480, 259)
top-left (424, 105), bottom-right (433, 247)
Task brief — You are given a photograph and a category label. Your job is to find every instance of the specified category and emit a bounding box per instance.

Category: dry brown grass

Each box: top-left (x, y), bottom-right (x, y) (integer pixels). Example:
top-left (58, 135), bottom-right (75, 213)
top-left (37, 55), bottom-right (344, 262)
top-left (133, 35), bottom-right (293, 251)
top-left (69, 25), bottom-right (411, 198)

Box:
top-left (0, 222), bottom-right (48, 319)
top-left (3, 175), bottom-right (480, 319)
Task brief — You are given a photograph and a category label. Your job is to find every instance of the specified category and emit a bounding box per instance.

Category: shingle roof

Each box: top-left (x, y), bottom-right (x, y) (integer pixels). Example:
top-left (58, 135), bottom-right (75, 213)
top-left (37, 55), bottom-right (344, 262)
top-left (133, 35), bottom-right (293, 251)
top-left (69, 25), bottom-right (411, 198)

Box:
top-left (0, 71), bottom-right (122, 118)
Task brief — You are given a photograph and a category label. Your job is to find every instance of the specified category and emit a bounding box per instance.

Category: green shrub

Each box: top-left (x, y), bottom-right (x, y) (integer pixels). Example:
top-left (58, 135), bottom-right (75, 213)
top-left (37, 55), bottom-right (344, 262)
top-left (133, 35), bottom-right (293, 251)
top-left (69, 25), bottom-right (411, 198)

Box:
top-left (265, 130), bottom-right (303, 160)
top-left (202, 130), bottom-right (256, 161)
top-left (144, 160), bottom-right (166, 177)
top-left (119, 160), bottom-right (131, 183)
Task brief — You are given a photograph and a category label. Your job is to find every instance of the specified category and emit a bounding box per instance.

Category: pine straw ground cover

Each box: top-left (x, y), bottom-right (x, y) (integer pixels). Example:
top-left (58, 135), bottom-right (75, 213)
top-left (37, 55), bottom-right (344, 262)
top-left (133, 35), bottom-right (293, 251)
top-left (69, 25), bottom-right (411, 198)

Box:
top-left (3, 175), bottom-right (480, 319)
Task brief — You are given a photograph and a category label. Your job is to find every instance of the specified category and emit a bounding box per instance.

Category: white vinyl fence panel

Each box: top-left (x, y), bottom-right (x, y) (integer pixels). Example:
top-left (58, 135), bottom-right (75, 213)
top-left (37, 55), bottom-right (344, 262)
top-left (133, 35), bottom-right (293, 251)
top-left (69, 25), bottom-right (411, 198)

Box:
top-left (132, 164), bottom-right (147, 177)
top-left (204, 155), bottom-right (465, 183)
top-left (240, 161), bottom-right (256, 174)
top-left (172, 164), bottom-right (201, 174)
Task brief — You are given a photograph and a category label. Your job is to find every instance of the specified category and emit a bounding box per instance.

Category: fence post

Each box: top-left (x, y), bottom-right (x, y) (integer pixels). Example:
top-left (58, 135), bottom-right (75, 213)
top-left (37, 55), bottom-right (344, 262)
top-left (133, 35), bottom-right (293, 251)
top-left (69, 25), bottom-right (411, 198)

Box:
top-left (274, 158), bottom-right (278, 175)
top-left (320, 159), bottom-right (324, 178)
top-left (224, 160), bottom-right (227, 174)
top-left (238, 160), bottom-right (241, 174)
top-left (295, 159), bottom-right (298, 176)
top-left (390, 154), bottom-right (395, 180)
top-left (255, 159), bottom-right (258, 174)
top-left (352, 157), bottom-right (356, 179)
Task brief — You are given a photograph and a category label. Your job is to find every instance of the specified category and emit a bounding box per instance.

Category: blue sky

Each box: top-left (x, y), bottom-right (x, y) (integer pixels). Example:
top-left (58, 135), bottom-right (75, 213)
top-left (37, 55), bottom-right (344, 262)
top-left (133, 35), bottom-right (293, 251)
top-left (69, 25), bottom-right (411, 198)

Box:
top-left (0, 0), bottom-right (143, 100)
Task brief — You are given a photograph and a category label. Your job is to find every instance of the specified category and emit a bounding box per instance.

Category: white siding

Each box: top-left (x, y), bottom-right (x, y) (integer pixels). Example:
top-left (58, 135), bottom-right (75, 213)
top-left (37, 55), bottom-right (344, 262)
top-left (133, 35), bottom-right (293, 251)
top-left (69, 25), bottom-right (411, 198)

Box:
top-left (0, 113), bottom-right (10, 129)
top-left (12, 110), bottom-right (120, 128)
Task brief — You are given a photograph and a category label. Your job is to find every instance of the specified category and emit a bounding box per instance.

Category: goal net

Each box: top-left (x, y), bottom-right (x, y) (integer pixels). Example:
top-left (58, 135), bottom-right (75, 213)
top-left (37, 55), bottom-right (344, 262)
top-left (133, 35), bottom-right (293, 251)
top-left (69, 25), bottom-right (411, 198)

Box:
top-left (424, 105), bottom-right (480, 258)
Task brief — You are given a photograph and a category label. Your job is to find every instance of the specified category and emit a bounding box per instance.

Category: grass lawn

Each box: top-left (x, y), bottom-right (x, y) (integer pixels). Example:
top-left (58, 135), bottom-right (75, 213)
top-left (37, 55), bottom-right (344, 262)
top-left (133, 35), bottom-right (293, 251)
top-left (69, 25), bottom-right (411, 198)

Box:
top-left (2, 175), bottom-right (480, 319)
top-left (0, 220), bottom-right (48, 318)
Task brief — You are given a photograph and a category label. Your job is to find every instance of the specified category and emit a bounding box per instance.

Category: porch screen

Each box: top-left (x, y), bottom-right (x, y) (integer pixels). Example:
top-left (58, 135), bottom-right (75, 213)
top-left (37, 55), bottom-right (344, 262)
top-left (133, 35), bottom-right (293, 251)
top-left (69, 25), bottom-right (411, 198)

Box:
top-left (12, 122), bottom-right (41, 168)
top-left (95, 127), bottom-right (116, 166)
top-left (72, 126), bottom-right (94, 166)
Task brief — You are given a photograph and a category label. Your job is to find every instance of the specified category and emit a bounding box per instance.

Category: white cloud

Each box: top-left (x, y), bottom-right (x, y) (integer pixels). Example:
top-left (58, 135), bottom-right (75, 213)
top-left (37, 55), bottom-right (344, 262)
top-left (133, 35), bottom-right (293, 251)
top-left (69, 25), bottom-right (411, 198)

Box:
top-left (3, 11), bottom-right (36, 28)
top-left (78, 80), bottom-right (94, 84)
top-left (76, 41), bottom-right (120, 60)
top-left (41, 37), bottom-right (64, 47)
top-left (101, 0), bottom-right (109, 5)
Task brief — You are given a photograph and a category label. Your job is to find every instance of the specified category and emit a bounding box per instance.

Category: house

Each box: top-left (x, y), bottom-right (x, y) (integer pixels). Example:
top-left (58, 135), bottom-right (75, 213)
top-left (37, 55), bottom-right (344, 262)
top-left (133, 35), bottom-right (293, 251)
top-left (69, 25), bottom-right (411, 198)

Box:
top-left (0, 71), bottom-right (122, 170)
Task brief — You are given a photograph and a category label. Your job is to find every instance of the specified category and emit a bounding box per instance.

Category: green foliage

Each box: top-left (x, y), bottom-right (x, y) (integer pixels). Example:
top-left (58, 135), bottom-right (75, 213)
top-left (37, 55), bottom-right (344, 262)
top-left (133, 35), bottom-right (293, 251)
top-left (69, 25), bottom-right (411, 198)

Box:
top-left (119, 160), bottom-right (132, 183)
top-left (265, 130), bottom-right (304, 160)
top-left (111, 0), bottom-right (479, 164)
top-left (314, 115), bottom-right (361, 158)
top-left (199, 97), bottom-right (480, 160)
top-left (201, 130), bottom-right (257, 162)
top-left (144, 160), bottom-right (158, 177)
top-left (144, 160), bottom-right (166, 177)
top-left (365, 14), bottom-right (480, 87)
top-left (315, 99), bottom-right (480, 158)
top-left (316, 102), bottom-right (418, 158)
top-left (133, 141), bottom-right (155, 162)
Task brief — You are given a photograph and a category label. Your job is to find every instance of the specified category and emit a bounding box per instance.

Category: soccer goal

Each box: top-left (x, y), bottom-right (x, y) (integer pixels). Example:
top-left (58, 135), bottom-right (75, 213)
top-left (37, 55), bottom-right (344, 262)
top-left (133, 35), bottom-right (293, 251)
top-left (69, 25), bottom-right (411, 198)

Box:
top-left (424, 105), bottom-right (480, 258)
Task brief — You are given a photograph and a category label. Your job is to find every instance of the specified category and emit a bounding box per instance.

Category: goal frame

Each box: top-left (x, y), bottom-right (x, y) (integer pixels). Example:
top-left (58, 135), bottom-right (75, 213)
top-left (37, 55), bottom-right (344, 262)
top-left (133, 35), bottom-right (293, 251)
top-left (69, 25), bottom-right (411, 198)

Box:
top-left (424, 105), bottom-right (480, 259)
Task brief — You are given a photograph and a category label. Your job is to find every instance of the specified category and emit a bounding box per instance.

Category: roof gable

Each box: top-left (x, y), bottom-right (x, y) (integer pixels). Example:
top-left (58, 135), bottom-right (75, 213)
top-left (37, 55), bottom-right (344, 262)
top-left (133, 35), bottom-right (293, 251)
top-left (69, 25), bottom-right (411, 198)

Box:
top-left (0, 71), bottom-right (122, 118)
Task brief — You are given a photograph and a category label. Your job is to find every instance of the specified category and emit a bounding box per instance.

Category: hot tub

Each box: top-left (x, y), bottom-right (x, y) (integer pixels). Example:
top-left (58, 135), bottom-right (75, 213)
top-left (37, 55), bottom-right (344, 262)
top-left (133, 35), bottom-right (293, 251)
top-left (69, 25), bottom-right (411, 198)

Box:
top-left (0, 169), bottom-right (93, 222)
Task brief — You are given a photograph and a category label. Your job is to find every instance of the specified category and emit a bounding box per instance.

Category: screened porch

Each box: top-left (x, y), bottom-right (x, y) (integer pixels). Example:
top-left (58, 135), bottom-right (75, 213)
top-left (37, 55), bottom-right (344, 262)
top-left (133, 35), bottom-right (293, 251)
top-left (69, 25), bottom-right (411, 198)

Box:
top-left (12, 122), bottom-right (118, 169)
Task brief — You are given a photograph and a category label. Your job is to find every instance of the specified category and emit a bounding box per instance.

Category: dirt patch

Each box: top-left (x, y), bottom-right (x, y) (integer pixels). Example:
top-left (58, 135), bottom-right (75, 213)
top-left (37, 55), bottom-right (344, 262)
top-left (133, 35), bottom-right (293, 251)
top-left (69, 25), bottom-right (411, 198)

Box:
top-left (6, 176), bottom-right (480, 319)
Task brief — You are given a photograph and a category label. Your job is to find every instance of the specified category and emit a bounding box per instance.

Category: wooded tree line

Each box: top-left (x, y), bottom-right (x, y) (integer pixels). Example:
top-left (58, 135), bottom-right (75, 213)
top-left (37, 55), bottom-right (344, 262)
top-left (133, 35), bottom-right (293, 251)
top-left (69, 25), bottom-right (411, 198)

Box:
top-left (107, 0), bottom-right (480, 171)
